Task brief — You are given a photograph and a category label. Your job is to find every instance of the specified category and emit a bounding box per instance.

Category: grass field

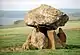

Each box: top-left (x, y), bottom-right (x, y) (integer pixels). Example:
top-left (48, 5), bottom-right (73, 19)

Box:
top-left (0, 21), bottom-right (80, 55)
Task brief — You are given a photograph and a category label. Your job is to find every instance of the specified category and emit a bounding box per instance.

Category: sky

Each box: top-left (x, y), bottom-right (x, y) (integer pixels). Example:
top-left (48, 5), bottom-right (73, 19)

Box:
top-left (0, 0), bottom-right (80, 25)
top-left (0, 0), bottom-right (80, 11)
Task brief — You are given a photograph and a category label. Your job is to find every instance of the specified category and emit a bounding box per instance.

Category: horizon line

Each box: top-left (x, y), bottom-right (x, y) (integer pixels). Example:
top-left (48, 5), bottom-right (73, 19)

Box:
top-left (0, 8), bottom-right (80, 11)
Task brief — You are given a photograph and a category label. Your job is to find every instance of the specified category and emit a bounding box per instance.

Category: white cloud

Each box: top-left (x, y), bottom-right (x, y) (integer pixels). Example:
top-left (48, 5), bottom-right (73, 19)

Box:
top-left (0, 0), bottom-right (80, 11)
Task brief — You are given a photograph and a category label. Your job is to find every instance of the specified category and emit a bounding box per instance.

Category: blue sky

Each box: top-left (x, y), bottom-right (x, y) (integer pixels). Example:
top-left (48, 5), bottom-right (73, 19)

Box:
top-left (0, 0), bottom-right (80, 11)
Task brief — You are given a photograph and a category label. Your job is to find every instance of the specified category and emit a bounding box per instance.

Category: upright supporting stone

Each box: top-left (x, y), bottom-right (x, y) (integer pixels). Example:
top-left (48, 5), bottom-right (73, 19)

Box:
top-left (47, 30), bottom-right (56, 50)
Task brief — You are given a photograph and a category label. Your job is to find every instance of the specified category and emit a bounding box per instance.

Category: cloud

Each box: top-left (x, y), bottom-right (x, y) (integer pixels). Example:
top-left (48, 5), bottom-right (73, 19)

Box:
top-left (0, 0), bottom-right (80, 10)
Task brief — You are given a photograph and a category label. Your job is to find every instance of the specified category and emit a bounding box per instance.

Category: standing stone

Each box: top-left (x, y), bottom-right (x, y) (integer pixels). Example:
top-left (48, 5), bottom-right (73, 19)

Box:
top-left (23, 4), bottom-right (69, 50)
top-left (22, 28), bottom-right (48, 49)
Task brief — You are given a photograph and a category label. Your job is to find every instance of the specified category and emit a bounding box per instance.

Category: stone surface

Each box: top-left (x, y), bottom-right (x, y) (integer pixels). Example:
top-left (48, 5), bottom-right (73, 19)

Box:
top-left (24, 4), bottom-right (69, 30)
top-left (22, 28), bottom-right (65, 50)
top-left (47, 30), bottom-right (56, 49)
top-left (23, 4), bottom-right (68, 50)
top-left (22, 28), bottom-right (48, 49)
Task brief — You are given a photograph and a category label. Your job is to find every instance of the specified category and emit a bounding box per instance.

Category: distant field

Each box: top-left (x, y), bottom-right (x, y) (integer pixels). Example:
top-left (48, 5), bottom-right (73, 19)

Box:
top-left (0, 20), bottom-right (80, 29)
top-left (62, 21), bottom-right (80, 29)
top-left (0, 21), bottom-right (80, 55)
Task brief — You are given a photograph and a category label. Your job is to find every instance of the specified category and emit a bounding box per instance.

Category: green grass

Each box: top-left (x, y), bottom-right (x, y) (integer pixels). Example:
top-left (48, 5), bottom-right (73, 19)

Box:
top-left (0, 21), bottom-right (80, 55)
top-left (66, 21), bottom-right (80, 27)
top-left (0, 27), bottom-right (32, 48)
top-left (0, 49), bottom-right (80, 55)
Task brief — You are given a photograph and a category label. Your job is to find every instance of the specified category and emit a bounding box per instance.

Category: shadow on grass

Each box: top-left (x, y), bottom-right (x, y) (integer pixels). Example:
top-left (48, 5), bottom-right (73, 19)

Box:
top-left (65, 44), bottom-right (80, 49)
top-left (56, 44), bottom-right (80, 49)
